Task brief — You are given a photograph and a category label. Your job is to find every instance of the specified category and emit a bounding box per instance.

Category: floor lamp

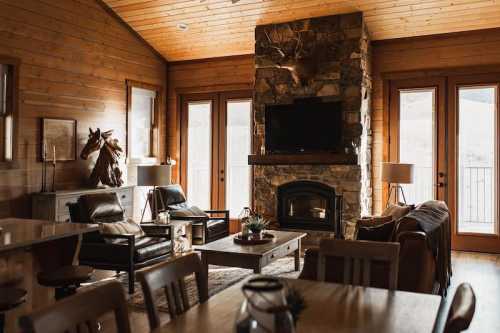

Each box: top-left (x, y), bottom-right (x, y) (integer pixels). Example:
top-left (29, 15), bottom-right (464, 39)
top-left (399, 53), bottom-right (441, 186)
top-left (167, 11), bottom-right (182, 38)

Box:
top-left (138, 165), bottom-right (172, 223)
top-left (382, 162), bottom-right (414, 207)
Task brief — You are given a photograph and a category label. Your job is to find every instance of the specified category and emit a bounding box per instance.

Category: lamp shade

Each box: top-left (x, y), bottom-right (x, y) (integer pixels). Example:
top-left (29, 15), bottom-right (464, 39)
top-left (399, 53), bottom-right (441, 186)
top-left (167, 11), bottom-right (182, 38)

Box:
top-left (381, 162), bottom-right (414, 184)
top-left (137, 165), bottom-right (171, 186)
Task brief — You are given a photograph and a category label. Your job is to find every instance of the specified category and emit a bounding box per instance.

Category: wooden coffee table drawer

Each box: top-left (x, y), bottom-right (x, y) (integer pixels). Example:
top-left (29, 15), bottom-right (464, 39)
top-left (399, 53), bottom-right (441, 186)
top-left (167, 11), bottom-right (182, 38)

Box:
top-left (262, 240), bottom-right (298, 265)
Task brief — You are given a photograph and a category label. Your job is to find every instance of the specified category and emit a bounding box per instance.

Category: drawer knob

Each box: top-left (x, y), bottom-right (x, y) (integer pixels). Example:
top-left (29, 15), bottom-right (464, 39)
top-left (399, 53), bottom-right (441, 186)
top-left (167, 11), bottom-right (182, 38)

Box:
top-left (121, 195), bottom-right (126, 199)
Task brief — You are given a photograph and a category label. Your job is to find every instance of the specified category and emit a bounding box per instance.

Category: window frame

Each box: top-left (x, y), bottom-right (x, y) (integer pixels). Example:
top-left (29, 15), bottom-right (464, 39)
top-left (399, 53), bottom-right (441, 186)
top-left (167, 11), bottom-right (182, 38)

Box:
top-left (0, 55), bottom-right (19, 168)
top-left (126, 80), bottom-right (161, 164)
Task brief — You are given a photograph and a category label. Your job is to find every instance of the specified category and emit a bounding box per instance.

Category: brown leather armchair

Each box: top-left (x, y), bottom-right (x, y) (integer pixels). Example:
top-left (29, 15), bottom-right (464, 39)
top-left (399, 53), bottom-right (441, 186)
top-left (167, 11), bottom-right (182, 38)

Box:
top-left (69, 193), bottom-right (173, 294)
top-left (154, 184), bottom-right (229, 244)
top-left (300, 200), bottom-right (451, 294)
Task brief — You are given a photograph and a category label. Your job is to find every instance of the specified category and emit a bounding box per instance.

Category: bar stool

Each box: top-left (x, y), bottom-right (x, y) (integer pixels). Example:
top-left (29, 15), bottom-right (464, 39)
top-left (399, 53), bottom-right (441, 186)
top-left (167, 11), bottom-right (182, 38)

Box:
top-left (37, 265), bottom-right (94, 300)
top-left (0, 287), bottom-right (27, 333)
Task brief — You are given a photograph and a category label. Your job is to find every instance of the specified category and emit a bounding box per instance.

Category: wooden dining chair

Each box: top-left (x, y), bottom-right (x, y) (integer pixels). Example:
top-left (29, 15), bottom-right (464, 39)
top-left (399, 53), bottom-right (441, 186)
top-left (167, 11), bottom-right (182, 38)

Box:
top-left (444, 283), bottom-right (476, 333)
top-left (19, 281), bottom-right (130, 333)
top-left (318, 239), bottom-right (400, 290)
top-left (137, 252), bottom-right (208, 330)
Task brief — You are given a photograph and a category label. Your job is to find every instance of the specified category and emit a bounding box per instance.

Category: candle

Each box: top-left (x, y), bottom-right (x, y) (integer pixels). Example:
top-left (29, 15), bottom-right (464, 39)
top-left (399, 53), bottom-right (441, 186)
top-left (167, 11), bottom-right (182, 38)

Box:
top-left (53, 145), bottom-right (56, 164)
top-left (43, 141), bottom-right (46, 160)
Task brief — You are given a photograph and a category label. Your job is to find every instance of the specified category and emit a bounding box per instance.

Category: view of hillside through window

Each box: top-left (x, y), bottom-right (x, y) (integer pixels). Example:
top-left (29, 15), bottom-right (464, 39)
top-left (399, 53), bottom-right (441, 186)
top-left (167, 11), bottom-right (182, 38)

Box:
top-left (399, 89), bottom-right (436, 205)
top-left (458, 86), bottom-right (496, 234)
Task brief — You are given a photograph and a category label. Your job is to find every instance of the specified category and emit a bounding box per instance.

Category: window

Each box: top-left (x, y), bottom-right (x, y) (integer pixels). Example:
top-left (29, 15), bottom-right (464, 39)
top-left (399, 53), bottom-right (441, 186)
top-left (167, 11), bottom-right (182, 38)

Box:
top-left (127, 81), bottom-right (160, 161)
top-left (0, 57), bottom-right (18, 163)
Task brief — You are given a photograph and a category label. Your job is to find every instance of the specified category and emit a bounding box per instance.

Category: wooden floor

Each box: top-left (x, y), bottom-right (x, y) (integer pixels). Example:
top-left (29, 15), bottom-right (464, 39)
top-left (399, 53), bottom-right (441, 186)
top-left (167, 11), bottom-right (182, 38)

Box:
top-left (437, 251), bottom-right (500, 332)
top-left (96, 251), bottom-right (499, 332)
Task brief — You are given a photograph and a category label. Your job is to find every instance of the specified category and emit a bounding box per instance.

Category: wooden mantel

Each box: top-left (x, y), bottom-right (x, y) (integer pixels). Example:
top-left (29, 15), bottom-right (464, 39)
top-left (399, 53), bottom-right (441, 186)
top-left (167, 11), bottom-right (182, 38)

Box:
top-left (248, 154), bottom-right (358, 165)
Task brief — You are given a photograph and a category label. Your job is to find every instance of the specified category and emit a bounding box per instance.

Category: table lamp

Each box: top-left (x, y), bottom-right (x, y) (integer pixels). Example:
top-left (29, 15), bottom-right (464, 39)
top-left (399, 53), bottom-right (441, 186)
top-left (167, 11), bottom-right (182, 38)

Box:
top-left (382, 162), bottom-right (414, 206)
top-left (138, 164), bottom-right (172, 223)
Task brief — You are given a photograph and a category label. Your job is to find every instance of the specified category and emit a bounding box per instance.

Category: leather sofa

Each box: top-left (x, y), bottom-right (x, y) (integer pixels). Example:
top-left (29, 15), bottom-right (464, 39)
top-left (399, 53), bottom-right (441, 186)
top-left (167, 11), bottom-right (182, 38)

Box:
top-left (154, 184), bottom-right (229, 244)
top-left (69, 193), bottom-right (172, 294)
top-left (299, 200), bottom-right (451, 294)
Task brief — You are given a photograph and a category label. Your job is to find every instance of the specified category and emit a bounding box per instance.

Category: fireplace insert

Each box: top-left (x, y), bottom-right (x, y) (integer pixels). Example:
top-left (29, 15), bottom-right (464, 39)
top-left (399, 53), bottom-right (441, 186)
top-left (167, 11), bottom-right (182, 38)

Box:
top-left (277, 181), bottom-right (342, 235)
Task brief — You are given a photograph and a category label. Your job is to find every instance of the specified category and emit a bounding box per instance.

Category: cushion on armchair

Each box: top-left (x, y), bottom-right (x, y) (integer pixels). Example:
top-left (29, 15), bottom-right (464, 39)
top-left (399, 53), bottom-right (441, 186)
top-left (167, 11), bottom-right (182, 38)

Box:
top-left (170, 206), bottom-right (209, 219)
top-left (101, 220), bottom-right (145, 238)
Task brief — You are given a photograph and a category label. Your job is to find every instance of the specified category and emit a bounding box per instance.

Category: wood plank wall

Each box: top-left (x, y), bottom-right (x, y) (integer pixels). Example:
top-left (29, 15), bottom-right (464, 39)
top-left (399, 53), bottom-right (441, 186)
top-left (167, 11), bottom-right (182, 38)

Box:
top-left (166, 55), bottom-right (254, 181)
top-left (0, 0), bottom-right (167, 218)
top-left (371, 27), bottom-right (500, 214)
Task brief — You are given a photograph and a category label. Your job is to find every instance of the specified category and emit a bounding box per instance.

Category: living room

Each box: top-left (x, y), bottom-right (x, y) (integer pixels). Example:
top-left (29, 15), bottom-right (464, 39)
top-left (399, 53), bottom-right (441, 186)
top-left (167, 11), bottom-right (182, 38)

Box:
top-left (0, 0), bottom-right (498, 332)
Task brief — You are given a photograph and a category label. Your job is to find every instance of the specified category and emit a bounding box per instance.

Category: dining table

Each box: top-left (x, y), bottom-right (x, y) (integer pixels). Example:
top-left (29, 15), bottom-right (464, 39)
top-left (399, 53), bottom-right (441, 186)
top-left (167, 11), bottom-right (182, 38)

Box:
top-left (154, 277), bottom-right (443, 333)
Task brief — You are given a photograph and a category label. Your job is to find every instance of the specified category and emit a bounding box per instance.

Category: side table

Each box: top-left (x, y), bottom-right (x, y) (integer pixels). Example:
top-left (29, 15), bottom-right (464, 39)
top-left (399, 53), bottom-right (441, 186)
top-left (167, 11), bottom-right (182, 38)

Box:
top-left (141, 220), bottom-right (193, 254)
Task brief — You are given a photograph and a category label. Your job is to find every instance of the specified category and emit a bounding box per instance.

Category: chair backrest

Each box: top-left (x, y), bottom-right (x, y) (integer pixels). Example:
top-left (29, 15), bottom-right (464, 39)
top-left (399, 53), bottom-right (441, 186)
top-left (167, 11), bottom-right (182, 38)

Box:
top-left (137, 252), bottom-right (208, 330)
top-left (444, 283), bottom-right (476, 333)
top-left (318, 239), bottom-right (400, 290)
top-left (19, 281), bottom-right (131, 333)
top-left (157, 184), bottom-right (188, 208)
top-left (69, 193), bottom-right (124, 223)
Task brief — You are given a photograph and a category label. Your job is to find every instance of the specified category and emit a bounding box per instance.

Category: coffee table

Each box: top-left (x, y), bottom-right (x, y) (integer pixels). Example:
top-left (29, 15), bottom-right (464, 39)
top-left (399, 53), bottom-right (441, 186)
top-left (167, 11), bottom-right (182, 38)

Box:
top-left (196, 230), bottom-right (307, 278)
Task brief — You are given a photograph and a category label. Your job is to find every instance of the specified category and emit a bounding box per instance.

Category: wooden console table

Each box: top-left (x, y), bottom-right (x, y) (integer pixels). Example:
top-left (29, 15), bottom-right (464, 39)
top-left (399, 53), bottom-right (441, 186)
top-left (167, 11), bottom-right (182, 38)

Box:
top-left (32, 186), bottom-right (134, 222)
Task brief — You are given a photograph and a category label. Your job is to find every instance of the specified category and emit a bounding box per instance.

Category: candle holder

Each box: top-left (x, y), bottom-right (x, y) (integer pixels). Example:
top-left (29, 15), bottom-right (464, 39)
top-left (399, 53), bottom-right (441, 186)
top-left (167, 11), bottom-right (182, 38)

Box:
top-left (40, 142), bottom-right (47, 193)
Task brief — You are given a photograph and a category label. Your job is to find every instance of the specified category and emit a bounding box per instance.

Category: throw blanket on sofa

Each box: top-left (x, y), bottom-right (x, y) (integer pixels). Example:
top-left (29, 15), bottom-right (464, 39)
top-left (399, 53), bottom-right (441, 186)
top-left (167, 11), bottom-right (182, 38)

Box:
top-left (403, 201), bottom-right (452, 295)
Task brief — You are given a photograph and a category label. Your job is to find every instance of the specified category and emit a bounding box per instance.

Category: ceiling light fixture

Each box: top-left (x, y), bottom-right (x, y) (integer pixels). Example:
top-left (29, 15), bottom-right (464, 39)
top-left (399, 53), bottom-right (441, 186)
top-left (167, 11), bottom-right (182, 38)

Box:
top-left (177, 23), bottom-right (189, 31)
top-left (200, 0), bottom-right (240, 3)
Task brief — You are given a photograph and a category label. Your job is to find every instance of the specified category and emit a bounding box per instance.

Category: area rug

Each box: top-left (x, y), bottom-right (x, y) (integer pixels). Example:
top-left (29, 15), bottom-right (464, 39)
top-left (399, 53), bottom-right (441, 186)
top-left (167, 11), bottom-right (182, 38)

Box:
top-left (124, 256), bottom-right (302, 313)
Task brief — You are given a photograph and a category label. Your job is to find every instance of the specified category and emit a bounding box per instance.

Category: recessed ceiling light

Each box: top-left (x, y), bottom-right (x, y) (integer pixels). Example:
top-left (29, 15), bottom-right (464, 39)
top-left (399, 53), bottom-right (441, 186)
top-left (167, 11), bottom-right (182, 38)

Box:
top-left (177, 23), bottom-right (189, 31)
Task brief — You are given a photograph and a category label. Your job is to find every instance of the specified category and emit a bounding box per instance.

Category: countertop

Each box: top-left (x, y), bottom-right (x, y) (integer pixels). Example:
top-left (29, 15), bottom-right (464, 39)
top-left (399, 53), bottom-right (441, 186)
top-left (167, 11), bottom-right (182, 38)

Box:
top-left (0, 218), bottom-right (99, 253)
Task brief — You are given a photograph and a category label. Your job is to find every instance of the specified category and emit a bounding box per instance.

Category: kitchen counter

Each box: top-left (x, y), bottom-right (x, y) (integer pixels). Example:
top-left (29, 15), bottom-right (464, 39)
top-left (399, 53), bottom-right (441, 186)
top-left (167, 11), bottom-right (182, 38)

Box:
top-left (0, 218), bottom-right (99, 332)
top-left (0, 218), bottom-right (99, 253)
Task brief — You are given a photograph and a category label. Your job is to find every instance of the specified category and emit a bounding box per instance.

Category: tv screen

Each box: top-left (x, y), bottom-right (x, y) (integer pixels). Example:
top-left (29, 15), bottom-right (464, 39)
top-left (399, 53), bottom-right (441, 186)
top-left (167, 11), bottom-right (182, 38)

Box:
top-left (265, 101), bottom-right (343, 153)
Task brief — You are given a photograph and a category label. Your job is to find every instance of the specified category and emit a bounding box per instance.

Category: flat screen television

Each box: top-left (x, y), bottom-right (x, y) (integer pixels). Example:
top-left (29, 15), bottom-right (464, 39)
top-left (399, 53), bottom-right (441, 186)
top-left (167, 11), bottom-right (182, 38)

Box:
top-left (265, 101), bottom-right (343, 154)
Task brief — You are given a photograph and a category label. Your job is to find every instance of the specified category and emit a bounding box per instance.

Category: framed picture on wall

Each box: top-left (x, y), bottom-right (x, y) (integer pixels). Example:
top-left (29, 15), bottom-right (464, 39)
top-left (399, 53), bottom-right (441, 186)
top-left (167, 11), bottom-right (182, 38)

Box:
top-left (41, 118), bottom-right (77, 161)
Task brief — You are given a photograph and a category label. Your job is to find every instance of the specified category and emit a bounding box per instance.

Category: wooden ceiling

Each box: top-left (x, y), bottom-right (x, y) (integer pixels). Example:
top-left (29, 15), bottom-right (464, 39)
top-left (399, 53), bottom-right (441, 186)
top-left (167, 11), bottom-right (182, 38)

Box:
top-left (102, 0), bottom-right (500, 61)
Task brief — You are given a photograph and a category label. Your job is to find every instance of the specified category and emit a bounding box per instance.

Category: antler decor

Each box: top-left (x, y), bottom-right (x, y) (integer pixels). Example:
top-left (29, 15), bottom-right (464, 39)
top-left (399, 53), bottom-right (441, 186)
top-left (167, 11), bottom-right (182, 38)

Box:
top-left (256, 21), bottom-right (320, 86)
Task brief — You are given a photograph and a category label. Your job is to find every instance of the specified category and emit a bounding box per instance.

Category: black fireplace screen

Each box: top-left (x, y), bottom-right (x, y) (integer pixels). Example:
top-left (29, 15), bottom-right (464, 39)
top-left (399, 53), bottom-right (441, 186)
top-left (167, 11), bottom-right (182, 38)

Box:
top-left (278, 181), bottom-right (342, 235)
top-left (286, 194), bottom-right (327, 220)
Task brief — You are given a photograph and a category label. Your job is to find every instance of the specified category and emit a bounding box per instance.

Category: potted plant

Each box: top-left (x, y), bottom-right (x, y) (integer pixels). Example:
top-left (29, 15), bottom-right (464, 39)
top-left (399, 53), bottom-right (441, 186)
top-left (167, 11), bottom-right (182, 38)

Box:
top-left (244, 214), bottom-right (269, 238)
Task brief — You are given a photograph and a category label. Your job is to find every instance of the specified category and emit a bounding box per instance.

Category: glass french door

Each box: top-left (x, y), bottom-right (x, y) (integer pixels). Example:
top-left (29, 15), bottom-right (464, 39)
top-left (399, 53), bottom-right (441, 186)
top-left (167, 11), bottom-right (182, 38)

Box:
top-left (185, 100), bottom-right (213, 210)
top-left (180, 91), bottom-right (253, 218)
top-left (449, 75), bottom-right (500, 253)
top-left (389, 78), bottom-right (447, 207)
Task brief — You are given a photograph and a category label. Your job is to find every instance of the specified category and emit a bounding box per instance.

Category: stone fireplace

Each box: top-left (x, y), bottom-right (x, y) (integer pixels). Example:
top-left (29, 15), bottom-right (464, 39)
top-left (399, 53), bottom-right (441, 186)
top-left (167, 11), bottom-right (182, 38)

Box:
top-left (251, 12), bottom-right (372, 242)
top-left (277, 181), bottom-right (343, 235)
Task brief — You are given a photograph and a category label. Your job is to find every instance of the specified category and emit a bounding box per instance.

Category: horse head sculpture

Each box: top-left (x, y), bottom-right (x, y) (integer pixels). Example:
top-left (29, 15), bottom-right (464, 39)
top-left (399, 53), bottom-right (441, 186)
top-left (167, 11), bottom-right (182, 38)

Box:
top-left (81, 128), bottom-right (124, 188)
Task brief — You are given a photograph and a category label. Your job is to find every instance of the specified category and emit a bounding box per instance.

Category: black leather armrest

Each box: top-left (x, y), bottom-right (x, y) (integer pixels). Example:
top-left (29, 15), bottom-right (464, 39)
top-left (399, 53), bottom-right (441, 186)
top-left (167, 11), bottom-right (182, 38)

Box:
top-left (204, 210), bottom-right (229, 221)
top-left (171, 215), bottom-right (208, 221)
top-left (101, 233), bottom-right (135, 241)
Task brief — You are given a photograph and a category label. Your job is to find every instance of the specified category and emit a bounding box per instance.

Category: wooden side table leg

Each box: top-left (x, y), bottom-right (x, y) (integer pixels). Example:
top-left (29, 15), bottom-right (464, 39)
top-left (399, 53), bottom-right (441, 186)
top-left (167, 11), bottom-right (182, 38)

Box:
top-left (201, 252), bottom-right (209, 290)
top-left (294, 240), bottom-right (301, 271)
